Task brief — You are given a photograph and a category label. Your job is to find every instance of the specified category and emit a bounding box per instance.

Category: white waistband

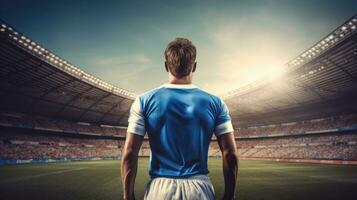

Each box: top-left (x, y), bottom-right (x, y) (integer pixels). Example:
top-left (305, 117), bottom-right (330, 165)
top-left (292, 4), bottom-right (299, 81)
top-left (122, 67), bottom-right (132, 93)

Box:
top-left (152, 174), bottom-right (210, 181)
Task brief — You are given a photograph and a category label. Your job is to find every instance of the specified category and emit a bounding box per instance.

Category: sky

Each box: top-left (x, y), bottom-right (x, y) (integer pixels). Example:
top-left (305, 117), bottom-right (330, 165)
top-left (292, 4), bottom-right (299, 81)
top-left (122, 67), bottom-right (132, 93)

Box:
top-left (1, 0), bottom-right (357, 94)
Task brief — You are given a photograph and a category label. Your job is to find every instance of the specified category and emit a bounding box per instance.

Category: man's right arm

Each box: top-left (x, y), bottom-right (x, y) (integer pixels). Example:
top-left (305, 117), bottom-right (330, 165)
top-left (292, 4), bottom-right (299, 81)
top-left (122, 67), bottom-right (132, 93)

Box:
top-left (217, 132), bottom-right (239, 200)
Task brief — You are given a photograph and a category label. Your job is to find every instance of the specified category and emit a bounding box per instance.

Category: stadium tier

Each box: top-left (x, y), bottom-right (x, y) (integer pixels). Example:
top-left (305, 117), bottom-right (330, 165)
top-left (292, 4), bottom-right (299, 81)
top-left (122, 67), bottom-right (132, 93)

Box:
top-left (1, 15), bottom-right (357, 164)
top-left (1, 127), bottom-right (356, 162)
top-left (236, 113), bottom-right (357, 137)
top-left (0, 131), bottom-right (123, 161)
top-left (0, 111), bottom-right (127, 137)
top-left (235, 133), bottom-right (357, 160)
top-left (0, 112), bottom-right (356, 162)
top-left (0, 20), bottom-right (135, 126)
top-left (224, 15), bottom-right (357, 127)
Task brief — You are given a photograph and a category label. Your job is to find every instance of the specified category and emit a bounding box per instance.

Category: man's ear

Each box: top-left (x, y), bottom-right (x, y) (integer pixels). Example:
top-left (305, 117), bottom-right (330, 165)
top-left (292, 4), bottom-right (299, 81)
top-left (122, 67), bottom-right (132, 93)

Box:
top-left (165, 62), bottom-right (169, 72)
top-left (192, 62), bottom-right (197, 72)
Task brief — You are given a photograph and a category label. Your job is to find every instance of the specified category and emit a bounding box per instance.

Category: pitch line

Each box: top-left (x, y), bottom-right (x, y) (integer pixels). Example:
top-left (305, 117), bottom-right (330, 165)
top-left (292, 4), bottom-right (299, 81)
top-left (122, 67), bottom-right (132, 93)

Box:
top-left (0, 167), bottom-right (87, 183)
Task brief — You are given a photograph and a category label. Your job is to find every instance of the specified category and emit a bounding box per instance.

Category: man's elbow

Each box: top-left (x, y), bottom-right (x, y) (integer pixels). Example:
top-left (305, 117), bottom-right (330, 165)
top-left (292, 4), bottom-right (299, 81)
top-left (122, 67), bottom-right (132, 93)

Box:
top-left (122, 149), bottom-right (138, 164)
top-left (222, 149), bottom-right (239, 163)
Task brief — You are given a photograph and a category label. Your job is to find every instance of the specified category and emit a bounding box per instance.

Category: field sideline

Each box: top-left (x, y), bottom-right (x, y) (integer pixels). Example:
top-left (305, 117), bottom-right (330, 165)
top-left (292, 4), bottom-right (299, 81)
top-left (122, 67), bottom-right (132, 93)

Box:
top-left (0, 158), bottom-right (356, 200)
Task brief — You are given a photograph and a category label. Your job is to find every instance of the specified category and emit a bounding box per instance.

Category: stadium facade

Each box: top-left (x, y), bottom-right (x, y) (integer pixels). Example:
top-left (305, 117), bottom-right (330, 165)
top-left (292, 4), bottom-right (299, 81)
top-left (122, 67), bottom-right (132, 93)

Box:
top-left (0, 15), bottom-right (357, 165)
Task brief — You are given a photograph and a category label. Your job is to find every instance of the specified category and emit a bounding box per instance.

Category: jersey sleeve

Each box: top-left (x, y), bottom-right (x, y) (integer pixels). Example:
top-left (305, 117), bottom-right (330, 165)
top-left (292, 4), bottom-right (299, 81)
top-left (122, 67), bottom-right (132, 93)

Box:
top-left (127, 96), bottom-right (146, 136)
top-left (214, 98), bottom-right (234, 136)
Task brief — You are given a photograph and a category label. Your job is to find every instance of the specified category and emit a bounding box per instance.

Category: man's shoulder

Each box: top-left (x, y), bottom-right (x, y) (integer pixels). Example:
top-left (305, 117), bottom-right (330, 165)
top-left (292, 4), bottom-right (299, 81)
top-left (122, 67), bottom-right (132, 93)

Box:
top-left (136, 86), bottom-right (164, 102)
top-left (195, 88), bottom-right (223, 104)
top-left (136, 85), bottom-right (223, 105)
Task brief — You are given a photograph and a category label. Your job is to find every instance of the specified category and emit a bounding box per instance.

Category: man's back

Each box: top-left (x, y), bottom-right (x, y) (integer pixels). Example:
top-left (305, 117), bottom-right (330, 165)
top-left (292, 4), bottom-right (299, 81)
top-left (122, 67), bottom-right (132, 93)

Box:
top-left (128, 83), bottom-right (233, 178)
top-left (121, 38), bottom-right (238, 200)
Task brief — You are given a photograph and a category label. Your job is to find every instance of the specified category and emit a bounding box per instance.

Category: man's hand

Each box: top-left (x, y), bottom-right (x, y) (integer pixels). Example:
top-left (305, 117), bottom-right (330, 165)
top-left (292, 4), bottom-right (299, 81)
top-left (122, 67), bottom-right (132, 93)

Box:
top-left (217, 132), bottom-right (239, 200)
top-left (121, 133), bottom-right (143, 200)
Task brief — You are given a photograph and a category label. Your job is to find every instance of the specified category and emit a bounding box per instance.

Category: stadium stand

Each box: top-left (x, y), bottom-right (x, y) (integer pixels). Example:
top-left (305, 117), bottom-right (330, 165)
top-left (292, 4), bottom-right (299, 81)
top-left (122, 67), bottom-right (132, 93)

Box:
top-left (0, 130), bottom-right (123, 161)
top-left (236, 113), bottom-right (357, 137)
top-left (0, 20), bottom-right (135, 126)
top-left (1, 16), bottom-right (357, 164)
top-left (236, 133), bottom-right (357, 160)
top-left (223, 16), bottom-right (357, 127)
top-left (0, 111), bottom-right (126, 137)
top-left (1, 111), bottom-right (356, 162)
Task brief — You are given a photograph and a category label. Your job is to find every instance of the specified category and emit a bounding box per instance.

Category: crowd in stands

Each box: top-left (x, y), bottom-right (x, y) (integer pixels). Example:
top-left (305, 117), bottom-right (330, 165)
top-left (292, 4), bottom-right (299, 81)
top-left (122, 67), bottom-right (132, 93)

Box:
top-left (236, 113), bottom-right (357, 137)
top-left (1, 111), bottom-right (356, 162)
top-left (0, 112), bottom-right (126, 137)
top-left (2, 111), bottom-right (356, 139)
top-left (0, 131), bottom-right (123, 160)
top-left (209, 133), bottom-right (357, 160)
top-left (1, 131), bottom-right (356, 161)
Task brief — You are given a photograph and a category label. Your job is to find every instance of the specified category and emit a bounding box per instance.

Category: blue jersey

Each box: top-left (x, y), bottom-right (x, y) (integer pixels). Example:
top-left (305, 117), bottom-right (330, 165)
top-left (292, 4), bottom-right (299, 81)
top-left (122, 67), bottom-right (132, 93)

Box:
top-left (127, 83), bottom-right (233, 178)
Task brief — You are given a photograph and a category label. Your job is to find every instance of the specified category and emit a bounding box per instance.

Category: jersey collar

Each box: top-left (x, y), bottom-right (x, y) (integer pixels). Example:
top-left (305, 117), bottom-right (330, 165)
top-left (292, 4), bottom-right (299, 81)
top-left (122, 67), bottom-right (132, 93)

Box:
top-left (161, 83), bottom-right (198, 89)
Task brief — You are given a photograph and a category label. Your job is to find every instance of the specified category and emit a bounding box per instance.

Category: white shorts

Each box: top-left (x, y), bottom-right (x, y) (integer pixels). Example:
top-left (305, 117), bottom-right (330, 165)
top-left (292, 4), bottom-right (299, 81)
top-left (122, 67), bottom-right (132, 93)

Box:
top-left (144, 175), bottom-right (215, 200)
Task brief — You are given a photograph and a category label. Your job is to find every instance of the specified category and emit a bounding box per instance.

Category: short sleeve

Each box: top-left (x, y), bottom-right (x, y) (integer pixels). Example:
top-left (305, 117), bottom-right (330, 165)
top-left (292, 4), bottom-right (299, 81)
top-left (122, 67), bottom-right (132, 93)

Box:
top-left (127, 97), bottom-right (146, 136)
top-left (214, 98), bottom-right (234, 136)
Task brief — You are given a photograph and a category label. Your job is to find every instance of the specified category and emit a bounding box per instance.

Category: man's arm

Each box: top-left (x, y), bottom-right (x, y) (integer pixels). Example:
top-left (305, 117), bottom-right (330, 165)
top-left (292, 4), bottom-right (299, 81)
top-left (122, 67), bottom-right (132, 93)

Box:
top-left (217, 132), bottom-right (239, 200)
top-left (121, 132), bottom-right (143, 200)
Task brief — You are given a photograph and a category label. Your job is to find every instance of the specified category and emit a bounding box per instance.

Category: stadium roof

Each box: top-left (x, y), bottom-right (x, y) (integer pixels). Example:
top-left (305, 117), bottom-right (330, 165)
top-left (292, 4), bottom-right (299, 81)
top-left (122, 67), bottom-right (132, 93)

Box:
top-left (223, 14), bottom-right (357, 127)
top-left (0, 19), bottom-right (135, 126)
top-left (1, 15), bottom-right (357, 127)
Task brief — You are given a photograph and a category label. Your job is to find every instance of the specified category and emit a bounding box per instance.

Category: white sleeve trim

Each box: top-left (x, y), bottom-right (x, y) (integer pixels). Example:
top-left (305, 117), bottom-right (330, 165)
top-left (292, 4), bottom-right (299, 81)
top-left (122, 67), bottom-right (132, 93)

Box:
top-left (215, 120), bottom-right (234, 136)
top-left (127, 97), bottom-right (146, 136)
top-left (127, 123), bottom-right (146, 136)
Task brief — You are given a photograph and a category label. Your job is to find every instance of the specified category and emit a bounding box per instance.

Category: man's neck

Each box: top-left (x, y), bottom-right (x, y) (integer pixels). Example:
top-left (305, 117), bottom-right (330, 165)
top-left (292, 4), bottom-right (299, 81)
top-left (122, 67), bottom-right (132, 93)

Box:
top-left (168, 74), bottom-right (192, 85)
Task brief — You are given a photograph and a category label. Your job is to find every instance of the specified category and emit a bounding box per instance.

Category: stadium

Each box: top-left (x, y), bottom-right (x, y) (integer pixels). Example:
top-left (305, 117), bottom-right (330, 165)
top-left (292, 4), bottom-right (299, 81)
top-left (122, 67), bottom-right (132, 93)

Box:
top-left (0, 4), bottom-right (357, 200)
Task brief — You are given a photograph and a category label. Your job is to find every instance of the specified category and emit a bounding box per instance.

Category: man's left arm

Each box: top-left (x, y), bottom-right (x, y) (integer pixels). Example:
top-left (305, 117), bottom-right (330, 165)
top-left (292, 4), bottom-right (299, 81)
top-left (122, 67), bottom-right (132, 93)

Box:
top-left (121, 96), bottom-right (146, 199)
top-left (121, 132), bottom-right (143, 200)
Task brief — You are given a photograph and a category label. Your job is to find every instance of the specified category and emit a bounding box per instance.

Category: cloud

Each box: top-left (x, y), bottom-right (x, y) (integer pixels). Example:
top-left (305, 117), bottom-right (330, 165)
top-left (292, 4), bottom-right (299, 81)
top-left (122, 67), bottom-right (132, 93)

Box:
top-left (91, 54), bottom-right (152, 80)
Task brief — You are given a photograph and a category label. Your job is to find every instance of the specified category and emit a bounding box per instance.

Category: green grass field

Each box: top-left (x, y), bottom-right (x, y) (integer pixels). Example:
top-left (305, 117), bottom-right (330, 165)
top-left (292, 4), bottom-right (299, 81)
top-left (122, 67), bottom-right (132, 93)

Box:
top-left (0, 158), bottom-right (356, 200)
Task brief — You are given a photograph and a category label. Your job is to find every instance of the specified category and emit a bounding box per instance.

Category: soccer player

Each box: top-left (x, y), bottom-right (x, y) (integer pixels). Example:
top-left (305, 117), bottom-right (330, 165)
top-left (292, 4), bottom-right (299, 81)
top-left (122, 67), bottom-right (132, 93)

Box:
top-left (121, 38), bottom-right (239, 200)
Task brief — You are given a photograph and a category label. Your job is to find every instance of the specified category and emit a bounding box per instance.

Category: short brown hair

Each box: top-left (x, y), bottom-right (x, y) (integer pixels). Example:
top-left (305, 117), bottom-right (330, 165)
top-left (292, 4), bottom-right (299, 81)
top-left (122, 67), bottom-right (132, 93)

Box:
top-left (164, 38), bottom-right (196, 78)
